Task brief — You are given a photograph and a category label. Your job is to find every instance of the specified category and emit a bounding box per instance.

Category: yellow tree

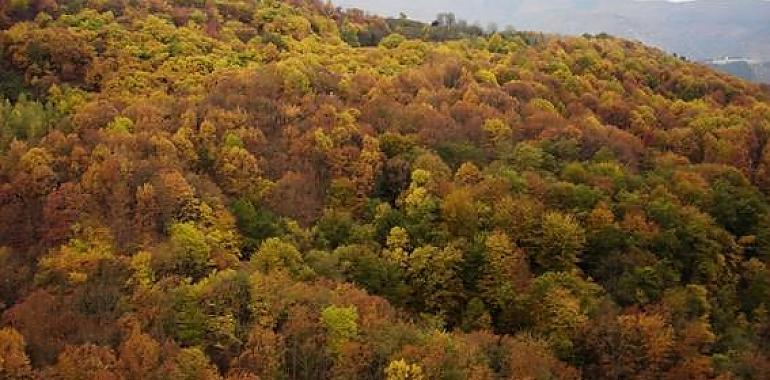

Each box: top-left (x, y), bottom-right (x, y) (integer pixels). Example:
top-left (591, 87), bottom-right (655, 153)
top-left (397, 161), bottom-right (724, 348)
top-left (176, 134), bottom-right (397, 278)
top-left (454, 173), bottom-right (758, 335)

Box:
top-left (0, 328), bottom-right (32, 379)
top-left (385, 359), bottom-right (424, 380)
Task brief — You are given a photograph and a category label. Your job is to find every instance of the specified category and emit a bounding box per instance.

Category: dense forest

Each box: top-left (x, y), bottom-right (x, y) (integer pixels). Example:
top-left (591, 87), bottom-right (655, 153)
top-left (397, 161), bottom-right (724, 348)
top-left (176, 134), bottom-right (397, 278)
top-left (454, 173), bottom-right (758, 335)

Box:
top-left (2, 0), bottom-right (770, 379)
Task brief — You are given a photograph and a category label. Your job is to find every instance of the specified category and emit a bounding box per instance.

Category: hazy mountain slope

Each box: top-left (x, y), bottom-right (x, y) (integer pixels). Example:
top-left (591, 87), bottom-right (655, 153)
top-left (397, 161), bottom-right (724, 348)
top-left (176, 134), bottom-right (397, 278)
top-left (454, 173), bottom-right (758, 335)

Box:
top-left (335, 0), bottom-right (770, 60)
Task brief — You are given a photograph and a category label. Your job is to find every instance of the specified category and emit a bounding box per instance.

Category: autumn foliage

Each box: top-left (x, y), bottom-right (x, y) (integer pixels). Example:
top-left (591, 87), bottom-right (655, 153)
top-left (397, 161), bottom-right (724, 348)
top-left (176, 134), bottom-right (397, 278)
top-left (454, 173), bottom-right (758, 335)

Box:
top-left (2, 0), bottom-right (770, 379)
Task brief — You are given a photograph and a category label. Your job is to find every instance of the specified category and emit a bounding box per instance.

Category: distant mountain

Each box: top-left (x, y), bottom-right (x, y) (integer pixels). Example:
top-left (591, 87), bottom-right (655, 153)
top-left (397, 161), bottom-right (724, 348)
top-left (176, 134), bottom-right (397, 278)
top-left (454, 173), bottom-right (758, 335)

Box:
top-left (334, 0), bottom-right (770, 62)
top-left (709, 60), bottom-right (770, 83)
top-left (706, 58), bottom-right (757, 82)
top-left (757, 62), bottom-right (770, 83)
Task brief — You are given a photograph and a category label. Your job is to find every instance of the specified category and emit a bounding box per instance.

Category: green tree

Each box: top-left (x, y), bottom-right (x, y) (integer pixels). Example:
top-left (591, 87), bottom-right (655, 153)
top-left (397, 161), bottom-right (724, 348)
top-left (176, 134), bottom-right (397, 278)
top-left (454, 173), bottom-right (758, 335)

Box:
top-left (251, 238), bottom-right (305, 276)
top-left (380, 33), bottom-right (406, 49)
top-left (529, 272), bottom-right (602, 356)
top-left (160, 223), bottom-right (213, 280)
top-left (230, 199), bottom-right (281, 252)
top-left (535, 212), bottom-right (586, 271)
top-left (320, 305), bottom-right (358, 353)
top-left (406, 245), bottom-right (465, 320)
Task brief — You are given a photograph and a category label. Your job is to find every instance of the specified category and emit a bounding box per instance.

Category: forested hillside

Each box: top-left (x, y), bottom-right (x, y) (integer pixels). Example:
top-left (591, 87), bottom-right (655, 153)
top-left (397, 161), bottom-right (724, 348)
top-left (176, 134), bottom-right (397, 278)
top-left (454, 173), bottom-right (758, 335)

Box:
top-left (2, 0), bottom-right (770, 379)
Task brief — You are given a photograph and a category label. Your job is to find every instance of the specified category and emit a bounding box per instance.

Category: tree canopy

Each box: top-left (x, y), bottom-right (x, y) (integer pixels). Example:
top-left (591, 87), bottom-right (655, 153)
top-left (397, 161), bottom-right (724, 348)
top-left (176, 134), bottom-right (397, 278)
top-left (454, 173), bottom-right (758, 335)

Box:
top-left (2, 0), bottom-right (770, 379)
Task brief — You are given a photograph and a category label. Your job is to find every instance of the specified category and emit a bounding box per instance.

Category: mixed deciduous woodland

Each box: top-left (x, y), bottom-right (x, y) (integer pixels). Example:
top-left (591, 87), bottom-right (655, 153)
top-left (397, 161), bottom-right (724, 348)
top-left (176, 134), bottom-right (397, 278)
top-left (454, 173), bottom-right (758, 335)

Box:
top-left (2, 0), bottom-right (770, 379)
